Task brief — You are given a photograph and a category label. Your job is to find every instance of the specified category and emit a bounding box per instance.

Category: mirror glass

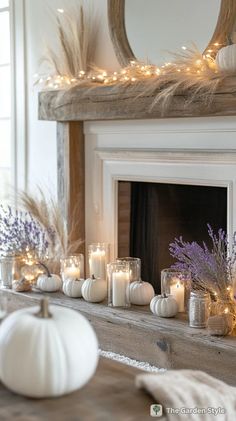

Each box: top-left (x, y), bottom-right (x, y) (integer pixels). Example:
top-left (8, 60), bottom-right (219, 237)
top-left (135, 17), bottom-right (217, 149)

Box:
top-left (125, 0), bottom-right (221, 65)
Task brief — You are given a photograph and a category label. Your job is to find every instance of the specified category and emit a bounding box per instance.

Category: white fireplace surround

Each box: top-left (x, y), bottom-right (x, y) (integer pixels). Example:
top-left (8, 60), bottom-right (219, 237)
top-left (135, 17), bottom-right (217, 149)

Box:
top-left (85, 117), bottom-right (236, 264)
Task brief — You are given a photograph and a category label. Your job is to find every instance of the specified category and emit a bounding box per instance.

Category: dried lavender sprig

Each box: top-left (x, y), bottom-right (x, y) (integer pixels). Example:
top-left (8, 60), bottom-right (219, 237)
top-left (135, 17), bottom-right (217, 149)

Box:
top-left (169, 225), bottom-right (236, 297)
top-left (0, 206), bottom-right (55, 257)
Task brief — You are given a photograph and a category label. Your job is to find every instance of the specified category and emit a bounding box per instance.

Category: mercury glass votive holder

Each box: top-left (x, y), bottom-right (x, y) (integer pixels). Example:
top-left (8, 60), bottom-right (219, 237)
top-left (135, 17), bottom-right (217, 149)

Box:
top-left (88, 243), bottom-right (110, 280)
top-left (116, 257), bottom-right (141, 283)
top-left (107, 261), bottom-right (131, 308)
top-left (0, 255), bottom-right (23, 289)
top-left (189, 291), bottom-right (210, 328)
top-left (60, 254), bottom-right (84, 282)
top-left (161, 268), bottom-right (191, 312)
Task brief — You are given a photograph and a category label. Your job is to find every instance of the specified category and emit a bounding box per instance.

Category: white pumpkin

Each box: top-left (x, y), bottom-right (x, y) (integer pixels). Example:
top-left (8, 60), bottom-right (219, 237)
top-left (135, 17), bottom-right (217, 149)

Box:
top-left (0, 298), bottom-right (98, 398)
top-left (82, 275), bottom-right (107, 303)
top-left (150, 294), bottom-right (178, 318)
top-left (37, 274), bottom-right (62, 292)
top-left (63, 278), bottom-right (84, 298)
top-left (216, 44), bottom-right (236, 72)
top-left (130, 281), bottom-right (155, 305)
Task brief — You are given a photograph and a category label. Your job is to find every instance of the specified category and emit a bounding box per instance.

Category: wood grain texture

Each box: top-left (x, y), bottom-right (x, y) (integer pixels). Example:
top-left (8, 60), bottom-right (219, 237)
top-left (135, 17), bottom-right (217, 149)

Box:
top-left (39, 77), bottom-right (236, 122)
top-left (3, 290), bottom-right (236, 386)
top-left (107, 0), bottom-right (236, 66)
top-left (207, 0), bottom-right (236, 55)
top-left (118, 181), bottom-right (131, 257)
top-left (57, 121), bottom-right (85, 254)
top-left (0, 357), bottom-right (153, 421)
top-left (107, 0), bottom-right (135, 67)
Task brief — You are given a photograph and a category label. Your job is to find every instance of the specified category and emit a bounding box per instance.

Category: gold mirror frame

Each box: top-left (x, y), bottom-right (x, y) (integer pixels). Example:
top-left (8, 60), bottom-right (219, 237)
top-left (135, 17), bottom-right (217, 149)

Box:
top-left (108, 0), bottom-right (236, 67)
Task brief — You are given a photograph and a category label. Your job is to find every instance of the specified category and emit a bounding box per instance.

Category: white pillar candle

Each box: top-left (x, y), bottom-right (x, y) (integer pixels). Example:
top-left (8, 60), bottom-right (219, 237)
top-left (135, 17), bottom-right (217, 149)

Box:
top-left (112, 271), bottom-right (130, 307)
top-left (89, 249), bottom-right (106, 279)
top-left (63, 265), bottom-right (81, 281)
top-left (170, 280), bottom-right (185, 312)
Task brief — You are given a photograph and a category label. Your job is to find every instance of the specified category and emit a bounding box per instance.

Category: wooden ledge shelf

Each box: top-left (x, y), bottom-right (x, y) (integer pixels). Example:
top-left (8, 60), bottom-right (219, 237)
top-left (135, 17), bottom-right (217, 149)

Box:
top-left (4, 289), bottom-right (236, 386)
top-left (39, 77), bottom-right (236, 121)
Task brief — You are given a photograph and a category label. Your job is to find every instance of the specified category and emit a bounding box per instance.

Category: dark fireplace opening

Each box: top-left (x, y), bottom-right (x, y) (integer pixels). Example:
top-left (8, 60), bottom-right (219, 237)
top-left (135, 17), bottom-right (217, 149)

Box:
top-left (118, 181), bottom-right (227, 293)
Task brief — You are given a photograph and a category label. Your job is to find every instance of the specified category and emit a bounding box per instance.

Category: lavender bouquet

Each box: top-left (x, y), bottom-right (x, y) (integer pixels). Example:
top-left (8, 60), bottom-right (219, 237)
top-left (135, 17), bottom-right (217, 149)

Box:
top-left (0, 206), bottom-right (55, 257)
top-left (169, 225), bottom-right (236, 302)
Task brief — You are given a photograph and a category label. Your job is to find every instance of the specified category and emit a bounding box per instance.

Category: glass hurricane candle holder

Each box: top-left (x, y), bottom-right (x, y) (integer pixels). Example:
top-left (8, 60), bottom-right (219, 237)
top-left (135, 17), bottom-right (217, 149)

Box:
top-left (88, 243), bottom-right (109, 280)
top-left (107, 261), bottom-right (131, 308)
top-left (116, 257), bottom-right (141, 283)
top-left (161, 268), bottom-right (191, 313)
top-left (60, 254), bottom-right (84, 282)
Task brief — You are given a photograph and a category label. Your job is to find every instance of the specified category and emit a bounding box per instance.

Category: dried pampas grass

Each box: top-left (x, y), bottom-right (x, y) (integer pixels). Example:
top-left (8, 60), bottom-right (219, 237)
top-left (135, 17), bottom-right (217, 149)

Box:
top-left (18, 188), bottom-right (82, 274)
top-left (103, 44), bottom-right (225, 113)
top-left (40, 3), bottom-right (99, 79)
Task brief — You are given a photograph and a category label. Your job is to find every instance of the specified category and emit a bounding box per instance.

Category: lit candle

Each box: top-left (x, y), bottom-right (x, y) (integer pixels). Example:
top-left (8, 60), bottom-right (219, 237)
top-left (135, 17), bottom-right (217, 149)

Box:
top-left (170, 279), bottom-right (185, 312)
top-left (63, 265), bottom-right (81, 281)
top-left (112, 271), bottom-right (130, 307)
top-left (89, 249), bottom-right (106, 279)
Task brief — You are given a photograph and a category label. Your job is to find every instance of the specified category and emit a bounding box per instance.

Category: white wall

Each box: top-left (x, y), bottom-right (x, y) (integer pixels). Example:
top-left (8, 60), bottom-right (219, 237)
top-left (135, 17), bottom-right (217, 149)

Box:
top-left (24, 0), bottom-right (119, 193)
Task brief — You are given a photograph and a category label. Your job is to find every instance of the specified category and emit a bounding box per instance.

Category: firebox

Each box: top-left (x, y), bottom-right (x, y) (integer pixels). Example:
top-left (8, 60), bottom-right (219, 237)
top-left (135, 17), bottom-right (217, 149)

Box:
top-left (118, 181), bottom-right (227, 292)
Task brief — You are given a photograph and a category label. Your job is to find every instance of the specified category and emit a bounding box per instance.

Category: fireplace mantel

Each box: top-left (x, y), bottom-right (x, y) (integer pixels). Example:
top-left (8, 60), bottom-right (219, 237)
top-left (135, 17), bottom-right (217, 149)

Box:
top-left (39, 76), bottom-right (236, 121)
top-left (38, 77), bottom-right (236, 257)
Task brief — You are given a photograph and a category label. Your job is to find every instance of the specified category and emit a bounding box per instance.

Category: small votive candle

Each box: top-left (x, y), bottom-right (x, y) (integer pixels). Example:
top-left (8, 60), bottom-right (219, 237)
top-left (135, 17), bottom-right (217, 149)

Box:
top-left (88, 243), bottom-right (109, 279)
top-left (161, 269), bottom-right (191, 313)
top-left (116, 257), bottom-right (141, 283)
top-left (108, 261), bottom-right (131, 307)
top-left (60, 254), bottom-right (84, 282)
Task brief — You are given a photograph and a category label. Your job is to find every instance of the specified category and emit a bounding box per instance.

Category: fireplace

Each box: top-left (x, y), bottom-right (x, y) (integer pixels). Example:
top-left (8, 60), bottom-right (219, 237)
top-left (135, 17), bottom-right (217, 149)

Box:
top-left (84, 118), bottom-right (236, 278)
top-left (118, 181), bottom-right (227, 292)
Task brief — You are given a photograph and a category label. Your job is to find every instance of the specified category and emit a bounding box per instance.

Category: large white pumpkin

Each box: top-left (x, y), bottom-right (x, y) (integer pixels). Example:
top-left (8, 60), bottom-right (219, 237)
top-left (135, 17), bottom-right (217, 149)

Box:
top-left (63, 278), bottom-right (84, 298)
top-left (82, 276), bottom-right (107, 303)
top-left (0, 299), bottom-right (98, 398)
top-left (150, 294), bottom-right (178, 318)
top-left (130, 281), bottom-right (155, 305)
top-left (216, 44), bottom-right (236, 72)
top-left (37, 274), bottom-right (62, 292)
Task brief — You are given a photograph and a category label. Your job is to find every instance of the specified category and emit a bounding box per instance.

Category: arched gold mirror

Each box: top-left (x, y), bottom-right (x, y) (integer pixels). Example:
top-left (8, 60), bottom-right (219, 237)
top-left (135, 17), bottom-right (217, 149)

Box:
top-left (108, 0), bottom-right (236, 67)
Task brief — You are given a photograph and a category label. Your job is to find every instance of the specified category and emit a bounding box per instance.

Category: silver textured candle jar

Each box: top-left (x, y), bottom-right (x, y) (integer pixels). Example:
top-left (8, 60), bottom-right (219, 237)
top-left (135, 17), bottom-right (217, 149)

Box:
top-left (189, 291), bottom-right (210, 328)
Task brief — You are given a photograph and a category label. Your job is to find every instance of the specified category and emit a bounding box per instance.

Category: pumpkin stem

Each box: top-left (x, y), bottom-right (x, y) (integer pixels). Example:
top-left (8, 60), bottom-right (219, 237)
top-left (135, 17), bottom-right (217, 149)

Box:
top-left (37, 262), bottom-right (51, 277)
top-left (162, 293), bottom-right (168, 298)
top-left (91, 274), bottom-right (96, 280)
top-left (35, 298), bottom-right (52, 319)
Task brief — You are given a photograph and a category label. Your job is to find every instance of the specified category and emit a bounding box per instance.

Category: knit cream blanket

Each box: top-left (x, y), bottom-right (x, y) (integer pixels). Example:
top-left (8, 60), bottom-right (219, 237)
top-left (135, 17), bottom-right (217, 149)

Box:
top-left (136, 370), bottom-right (236, 421)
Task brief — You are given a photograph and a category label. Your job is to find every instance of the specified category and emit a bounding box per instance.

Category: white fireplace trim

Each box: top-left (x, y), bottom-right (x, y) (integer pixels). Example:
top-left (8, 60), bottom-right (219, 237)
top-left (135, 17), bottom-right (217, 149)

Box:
top-left (86, 148), bottom-right (236, 262)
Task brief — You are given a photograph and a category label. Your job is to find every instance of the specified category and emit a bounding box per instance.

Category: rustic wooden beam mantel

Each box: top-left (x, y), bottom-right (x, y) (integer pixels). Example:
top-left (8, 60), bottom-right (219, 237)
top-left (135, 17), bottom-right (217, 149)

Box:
top-left (5, 289), bottom-right (236, 386)
top-left (39, 77), bottom-right (236, 122)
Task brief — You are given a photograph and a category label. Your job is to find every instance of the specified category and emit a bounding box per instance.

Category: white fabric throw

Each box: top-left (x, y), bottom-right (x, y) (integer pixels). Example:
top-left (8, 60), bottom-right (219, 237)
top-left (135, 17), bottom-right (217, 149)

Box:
top-left (136, 370), bottom-right (236, 421)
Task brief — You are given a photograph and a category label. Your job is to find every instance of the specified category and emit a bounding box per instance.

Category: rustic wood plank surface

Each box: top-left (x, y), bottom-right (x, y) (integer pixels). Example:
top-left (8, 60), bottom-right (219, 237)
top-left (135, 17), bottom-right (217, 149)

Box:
top-left (39, 77), bottom-right (236, 121)
top-left (0, 357), bottom-right (153, 421)
top-left (3, 290), bottom-right (236, 386)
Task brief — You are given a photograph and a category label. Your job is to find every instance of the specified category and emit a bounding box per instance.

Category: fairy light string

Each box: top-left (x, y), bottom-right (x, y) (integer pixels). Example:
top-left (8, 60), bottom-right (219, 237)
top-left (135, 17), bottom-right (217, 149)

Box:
top-left (35, 43), bottom-right (221, 91)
